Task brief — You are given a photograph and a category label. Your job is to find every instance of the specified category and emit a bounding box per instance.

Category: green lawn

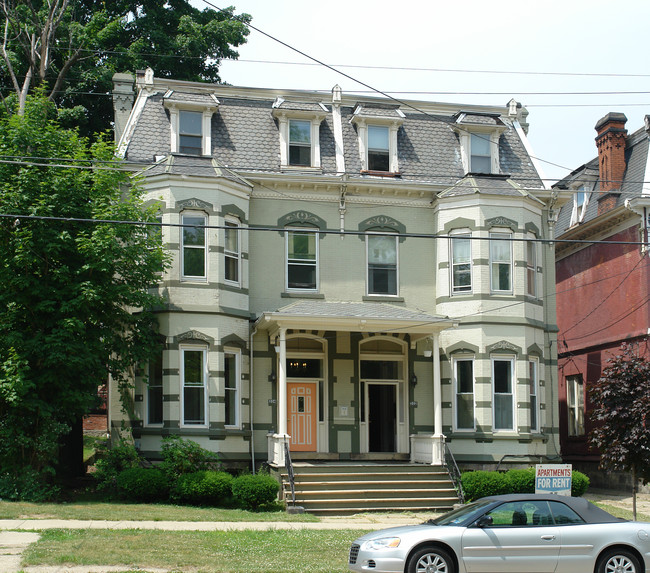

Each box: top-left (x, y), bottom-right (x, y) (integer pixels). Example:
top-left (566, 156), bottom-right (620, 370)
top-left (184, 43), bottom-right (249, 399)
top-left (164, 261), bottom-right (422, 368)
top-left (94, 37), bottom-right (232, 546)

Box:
top-left (0, 500), bottom-right (318, 522)
top-left (22, 529), bottom-right (363, 573)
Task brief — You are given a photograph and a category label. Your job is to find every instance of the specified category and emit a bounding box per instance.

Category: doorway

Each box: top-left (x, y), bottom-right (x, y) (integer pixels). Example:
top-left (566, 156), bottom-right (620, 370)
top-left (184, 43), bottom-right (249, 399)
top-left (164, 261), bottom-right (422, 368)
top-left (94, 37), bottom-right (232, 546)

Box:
top-left (368, 383), bottom-right (397, 452)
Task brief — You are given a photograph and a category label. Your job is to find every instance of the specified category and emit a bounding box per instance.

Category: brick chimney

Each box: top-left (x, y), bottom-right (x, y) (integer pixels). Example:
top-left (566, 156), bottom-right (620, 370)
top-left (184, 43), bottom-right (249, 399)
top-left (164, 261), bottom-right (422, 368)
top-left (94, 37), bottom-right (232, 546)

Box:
top-left (595, 112), bottom-right (627, 214)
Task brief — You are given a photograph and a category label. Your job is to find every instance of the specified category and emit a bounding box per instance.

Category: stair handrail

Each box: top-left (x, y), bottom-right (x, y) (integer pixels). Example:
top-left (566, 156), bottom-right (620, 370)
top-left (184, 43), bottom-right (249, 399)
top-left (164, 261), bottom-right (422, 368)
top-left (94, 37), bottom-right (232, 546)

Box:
top-left (444, 443), bottom-right (465, 504)
top-left (284, 441), bottom-right (296, 507)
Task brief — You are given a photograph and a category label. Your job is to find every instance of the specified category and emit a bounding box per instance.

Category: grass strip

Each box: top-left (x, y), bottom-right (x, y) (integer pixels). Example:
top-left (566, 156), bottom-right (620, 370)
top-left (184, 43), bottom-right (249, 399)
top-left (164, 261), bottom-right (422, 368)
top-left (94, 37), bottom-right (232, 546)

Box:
top-left (0, 500), bottom-right (318, 522)
top-left (22, 528), bottom-right (365, 573)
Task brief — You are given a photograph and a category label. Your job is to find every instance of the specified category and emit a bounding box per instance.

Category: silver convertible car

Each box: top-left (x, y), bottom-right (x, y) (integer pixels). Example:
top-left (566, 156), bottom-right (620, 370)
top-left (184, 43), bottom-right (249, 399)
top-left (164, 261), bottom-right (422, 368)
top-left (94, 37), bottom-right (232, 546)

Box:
top-left (348, 494), bottom-right (650, 573)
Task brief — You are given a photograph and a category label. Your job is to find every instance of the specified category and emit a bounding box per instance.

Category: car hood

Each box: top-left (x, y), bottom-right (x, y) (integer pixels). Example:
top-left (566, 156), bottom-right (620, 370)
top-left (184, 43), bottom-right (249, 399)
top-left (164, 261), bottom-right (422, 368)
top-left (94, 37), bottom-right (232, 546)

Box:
top-left (353, 523), bottom-right (441, 543)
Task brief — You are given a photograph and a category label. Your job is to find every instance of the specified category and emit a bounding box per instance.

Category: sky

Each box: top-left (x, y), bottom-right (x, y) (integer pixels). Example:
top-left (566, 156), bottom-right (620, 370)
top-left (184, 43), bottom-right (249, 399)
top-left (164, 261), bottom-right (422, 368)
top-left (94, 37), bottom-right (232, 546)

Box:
top-left (196, 0), bottom-right (650, 184)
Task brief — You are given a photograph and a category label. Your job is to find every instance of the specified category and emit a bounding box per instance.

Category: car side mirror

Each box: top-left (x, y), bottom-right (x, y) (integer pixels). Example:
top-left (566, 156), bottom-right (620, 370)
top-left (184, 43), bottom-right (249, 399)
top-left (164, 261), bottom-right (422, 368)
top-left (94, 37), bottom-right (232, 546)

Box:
top-left (476, 515), bottom-right (493, 528)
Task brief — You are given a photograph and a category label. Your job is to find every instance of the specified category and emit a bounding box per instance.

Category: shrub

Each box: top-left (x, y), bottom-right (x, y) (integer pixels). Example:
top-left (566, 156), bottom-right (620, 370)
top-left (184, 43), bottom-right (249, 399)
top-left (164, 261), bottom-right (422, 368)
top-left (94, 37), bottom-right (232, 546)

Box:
top-left (506, 468), bottom-right (535, 493)
top-left (160, 436), bottom-right (220, 483)
top-left (571, 470), bottom-right (590, 496)
top-left (231, 473), bottom-right (279, 511)
top-left (0, 469), bottom-right (60, 502)
top-left (116, 467), bottom-right (169, 503)
top-left (172, 470), bottom-right (234, 506)
top-left (93, 439), bottom-right (142, 492)
top-left (461, 470), bottom-right (509, 502)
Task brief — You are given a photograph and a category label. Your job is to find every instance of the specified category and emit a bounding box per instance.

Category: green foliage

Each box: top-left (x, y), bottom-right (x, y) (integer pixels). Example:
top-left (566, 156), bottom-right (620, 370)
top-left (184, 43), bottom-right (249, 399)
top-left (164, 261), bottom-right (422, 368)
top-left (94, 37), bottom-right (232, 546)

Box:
top-left (172, 471), bottom-right (234, 506)
top-left (1, 1), bottom-right (251, 137)
top-left (160, 436), bottom-right (221, 483)
top-left (589, 343), bottom-right (650, 483)
top-left (93, 440), bottom-right (143, 492)
top-left (116, 467), bottom-right (169, 502)
top-left (461, 468), bottom-right (590, 501)
top-left (231, 473), bottom-right (280, 511)
top-left (0, 469), bottom-right (60, 502)
top-left (0, 96), bottom-right (167, 479)
top-left (571, 471), bottom-right (590, 496)
top-left (506, 468), bottom-right (536, 493)
top-left (461, 471), bottom-right (510, 502)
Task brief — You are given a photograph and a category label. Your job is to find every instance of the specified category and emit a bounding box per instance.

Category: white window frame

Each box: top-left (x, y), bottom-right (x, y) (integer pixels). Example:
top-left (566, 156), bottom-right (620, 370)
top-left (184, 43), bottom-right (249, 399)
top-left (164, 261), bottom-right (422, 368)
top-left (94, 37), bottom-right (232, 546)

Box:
top-left (570, 184), bottom-right (590, 226)
top-left (181, 346), bottom-right (208, 427)
top-left (224, 217), bottom-right (241, 286)
top-left (366, 232), bottom-right (399, 296)
top-left (567, 375), bottom-right (585, 437)
top-left (490, 231), bottom-right (513, 293)
top-left (529, 358), bottom-right (539, 433)
top-left (470, 132), bottom-right (493, 174)
top-left (145, 352), bottom-right (164, 427)
top-left (224, 348), bottom-right (241, 429)
top-left (272, 108), bottom-right (327, 169)
top-left (453, 356), bottom-right (475, 431)
top-left (450, 231), bottom-right (472, 295)
top-left (285, 227), bottom-right (318, 292)
top-left (526, 236), bottom-right (537, 298)
top-left (350, 115), bottom-right (403, 174)
top-left (181, 212), bottom-right (207, 281)
top-left (492, 356), bottom-right (515, 432)
top-left (164, 100), bottom-right (218, 157)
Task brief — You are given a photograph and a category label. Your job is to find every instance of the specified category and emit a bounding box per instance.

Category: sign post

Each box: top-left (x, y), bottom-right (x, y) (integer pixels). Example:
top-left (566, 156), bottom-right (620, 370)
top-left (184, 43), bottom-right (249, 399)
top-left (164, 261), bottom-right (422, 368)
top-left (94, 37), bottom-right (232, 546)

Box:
top-left (535, 464), bottom-right (572, 496)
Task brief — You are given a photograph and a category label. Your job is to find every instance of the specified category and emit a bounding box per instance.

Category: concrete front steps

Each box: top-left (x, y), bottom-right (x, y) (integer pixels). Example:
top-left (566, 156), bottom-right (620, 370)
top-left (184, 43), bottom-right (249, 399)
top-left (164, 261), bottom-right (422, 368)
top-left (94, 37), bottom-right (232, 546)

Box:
top-left (280, 462), bottom-right (459, 515)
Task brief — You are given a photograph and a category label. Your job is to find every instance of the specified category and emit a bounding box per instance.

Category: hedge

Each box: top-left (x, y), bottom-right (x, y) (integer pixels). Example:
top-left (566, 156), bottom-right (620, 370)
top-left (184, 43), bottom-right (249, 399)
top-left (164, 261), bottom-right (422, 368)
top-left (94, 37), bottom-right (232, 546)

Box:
top-left (172, 470), bottom-right (234, 506)
top-left (231, 473), bottom-right (280, 511)
top-left (115, 467), bottom-right (169, 502)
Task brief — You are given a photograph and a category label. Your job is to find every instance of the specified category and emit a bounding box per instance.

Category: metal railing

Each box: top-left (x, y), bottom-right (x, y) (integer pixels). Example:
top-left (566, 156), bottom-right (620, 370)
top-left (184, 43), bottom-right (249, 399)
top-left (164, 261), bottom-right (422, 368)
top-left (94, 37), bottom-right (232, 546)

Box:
top-left (284, 441), bottom-right (296, 507)
top-left (444, 443), bottom-right (465, 504)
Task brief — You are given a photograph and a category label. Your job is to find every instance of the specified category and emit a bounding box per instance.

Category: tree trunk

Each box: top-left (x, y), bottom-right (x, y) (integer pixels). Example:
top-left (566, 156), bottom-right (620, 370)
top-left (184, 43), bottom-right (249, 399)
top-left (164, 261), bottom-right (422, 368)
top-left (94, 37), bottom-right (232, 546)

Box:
top-left (633, 466), bottom-right (638, 521)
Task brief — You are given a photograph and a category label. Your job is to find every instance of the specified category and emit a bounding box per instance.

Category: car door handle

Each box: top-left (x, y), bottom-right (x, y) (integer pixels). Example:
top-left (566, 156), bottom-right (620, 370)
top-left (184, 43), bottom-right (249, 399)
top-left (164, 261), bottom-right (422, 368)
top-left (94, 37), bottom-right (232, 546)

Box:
top-left (541, 535), bottom-right (556, 540)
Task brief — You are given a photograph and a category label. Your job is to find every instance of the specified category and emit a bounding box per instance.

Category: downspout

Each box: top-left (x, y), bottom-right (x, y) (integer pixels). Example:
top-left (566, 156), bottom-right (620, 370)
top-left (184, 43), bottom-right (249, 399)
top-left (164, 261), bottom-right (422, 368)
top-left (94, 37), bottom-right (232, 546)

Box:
top-left (249, 324), bottom-right (257, 474)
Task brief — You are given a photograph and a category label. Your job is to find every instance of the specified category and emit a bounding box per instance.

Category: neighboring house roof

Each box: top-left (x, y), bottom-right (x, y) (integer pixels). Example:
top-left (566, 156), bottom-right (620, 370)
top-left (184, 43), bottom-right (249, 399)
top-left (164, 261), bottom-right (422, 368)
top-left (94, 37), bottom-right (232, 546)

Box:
top-left (438, 174), bottom-right (533, 198)
top-left (119, 79), bottom-right (544, 189)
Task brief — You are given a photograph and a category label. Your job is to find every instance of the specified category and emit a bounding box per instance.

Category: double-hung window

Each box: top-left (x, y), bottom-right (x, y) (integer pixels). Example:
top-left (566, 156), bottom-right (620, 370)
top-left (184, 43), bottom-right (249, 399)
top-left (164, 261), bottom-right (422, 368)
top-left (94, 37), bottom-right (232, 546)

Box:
top-left (490, 232), bottom-right (512, 293)
top-left (182, 213), bottom-right (207, 280)
top-left (450, 233), bottom-right (472, 294)
top-left (286, 228), bottom-right (317, 291)
top-left (289, 120), bottom-right (311, 166)
top-left (368, 126), bottom-right (390, 171)
top-left (529, 359), bottom-right (539, 432)
top-left (470, 133), bottom-right (491, 173)
top-left (567, 375), bottom-right (585, 436)
top-left (179, 111), bottom-right (203, 155)
top-left (224, 219), bottom-right (240, 285)
top-left (181, 347), bottom-right (207, 426)
top-left (527, 237), bottom-right (537, 297)
top-left (367, 233), bottom-right (398, 296)
top-left (493, 357), bottom-right (515, 431)
top-left (224, 349), bottom-right (240, 428)
top-left (454, 357), bottom-right (475, 430)
top-left (146, 352), bottom-right (163, 425)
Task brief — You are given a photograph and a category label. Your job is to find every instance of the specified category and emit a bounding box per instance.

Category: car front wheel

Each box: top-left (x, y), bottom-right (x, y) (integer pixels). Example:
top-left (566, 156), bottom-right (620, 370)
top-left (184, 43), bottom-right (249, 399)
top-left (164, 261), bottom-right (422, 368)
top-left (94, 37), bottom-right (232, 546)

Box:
top-left (406, 546), bottom-right (455, 573)
top-left (596, 548), bottom-right (642, 573)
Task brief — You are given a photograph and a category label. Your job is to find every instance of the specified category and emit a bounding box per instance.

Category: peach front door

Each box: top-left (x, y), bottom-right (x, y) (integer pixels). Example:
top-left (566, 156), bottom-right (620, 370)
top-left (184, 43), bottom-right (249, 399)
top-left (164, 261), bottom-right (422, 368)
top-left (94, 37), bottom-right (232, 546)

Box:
top-left (287, 382), bottom-right (317, 451)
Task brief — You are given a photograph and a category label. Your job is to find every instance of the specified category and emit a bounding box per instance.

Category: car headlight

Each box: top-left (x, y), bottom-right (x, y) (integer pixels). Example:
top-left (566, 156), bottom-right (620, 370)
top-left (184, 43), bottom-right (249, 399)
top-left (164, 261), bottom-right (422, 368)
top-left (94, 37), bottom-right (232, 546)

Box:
top-left (363, 537), bottom-right (401, 551)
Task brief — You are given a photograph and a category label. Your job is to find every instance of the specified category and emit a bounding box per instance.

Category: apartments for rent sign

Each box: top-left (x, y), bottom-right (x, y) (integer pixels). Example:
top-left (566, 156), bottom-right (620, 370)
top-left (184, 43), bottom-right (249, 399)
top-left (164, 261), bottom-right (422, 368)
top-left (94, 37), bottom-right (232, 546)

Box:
top-left (535, 464), bottom-right (572, 496)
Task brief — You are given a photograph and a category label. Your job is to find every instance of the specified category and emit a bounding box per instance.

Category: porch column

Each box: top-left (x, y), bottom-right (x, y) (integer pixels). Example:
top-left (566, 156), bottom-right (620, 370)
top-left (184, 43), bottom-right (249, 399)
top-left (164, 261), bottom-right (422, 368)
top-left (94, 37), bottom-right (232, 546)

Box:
top-left (278, 327), bottom-right (288, 436)
top-left (433, 333), bottom-right (442, 436)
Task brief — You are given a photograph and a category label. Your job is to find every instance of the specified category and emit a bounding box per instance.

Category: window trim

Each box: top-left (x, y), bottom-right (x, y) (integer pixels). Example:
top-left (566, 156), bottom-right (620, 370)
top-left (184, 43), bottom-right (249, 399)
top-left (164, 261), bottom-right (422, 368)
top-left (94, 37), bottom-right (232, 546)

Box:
top-left (145, 352), bottom-right (164, 427)
top-left (366, 231), bottom-right (399, 297)
top-left (526, 236), bottom-right (537, 298)
top-left (454, 124), bottom-right (505, 175)
top-left (567, 374), bottom-right (585, 437)
top-left (285, 227), bottom-right (319, 292)
top-left (490, 231), bottom-right (513, 294)
top-left (164, 100), bottom-right (218, 157)
top-left (529, 358), bottom-right (540, 433)
top-left (272, 109), bottom-right (327, 169)
top-left (453, 355), bottom-right (475, 431)
top-left (181, 211), bottom-right (208, 282)
top-left (492, 356), bottom-right (516, 432)
top-left (224, 217), bottom-right (241, 286)
top-left (570, 184), bottom-right (590, 226)
top-left (350, 115), bottom-right (403, 174)
top-left (224, 348), bottom-right (241, 429)
top-left (180, 346), bottom-right (208, 427)
top-left (450, 231), bottom-right (472, 295)
top-left (470, 132), bottom-right (493, 174)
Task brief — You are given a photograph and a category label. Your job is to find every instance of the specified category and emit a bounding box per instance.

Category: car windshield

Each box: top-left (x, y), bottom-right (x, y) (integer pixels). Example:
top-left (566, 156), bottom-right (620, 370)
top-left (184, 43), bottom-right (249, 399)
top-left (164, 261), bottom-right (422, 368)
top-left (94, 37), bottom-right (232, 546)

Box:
top-left (428, 500), bottom-right (494, 526)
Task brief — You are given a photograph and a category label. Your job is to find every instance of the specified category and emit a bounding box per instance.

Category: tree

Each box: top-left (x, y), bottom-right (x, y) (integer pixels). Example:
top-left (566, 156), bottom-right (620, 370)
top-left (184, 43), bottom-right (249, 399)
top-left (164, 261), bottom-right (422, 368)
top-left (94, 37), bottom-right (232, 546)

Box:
top-left (1, 1), bottom-right (250, 134)
top-left (0, 95), bottom-right (167, 491)
top-left (589, 342), bottom-right (650, 519)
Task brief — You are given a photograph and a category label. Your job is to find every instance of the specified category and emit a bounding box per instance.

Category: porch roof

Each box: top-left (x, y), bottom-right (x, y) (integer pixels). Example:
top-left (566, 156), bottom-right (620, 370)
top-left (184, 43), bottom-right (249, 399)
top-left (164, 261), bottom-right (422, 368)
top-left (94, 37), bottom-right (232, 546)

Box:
top-left (255, 300), bottom-right (457, 339)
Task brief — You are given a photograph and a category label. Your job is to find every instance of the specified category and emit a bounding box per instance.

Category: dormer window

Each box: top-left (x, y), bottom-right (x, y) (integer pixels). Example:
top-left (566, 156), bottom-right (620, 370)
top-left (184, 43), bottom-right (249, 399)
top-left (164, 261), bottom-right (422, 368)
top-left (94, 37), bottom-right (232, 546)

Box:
top-left (179, 111), bottom-right (202, 155)
top-left (163, 90), bottom-right (219, 156)
top-left (569, 182), bottom-right (593, 226)
top-left (272, 99), bottom-right (328, 170)
top-left (453, 112), bottom-right (507, 175)
top-left (350, 103), bottom-right (404, 175)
